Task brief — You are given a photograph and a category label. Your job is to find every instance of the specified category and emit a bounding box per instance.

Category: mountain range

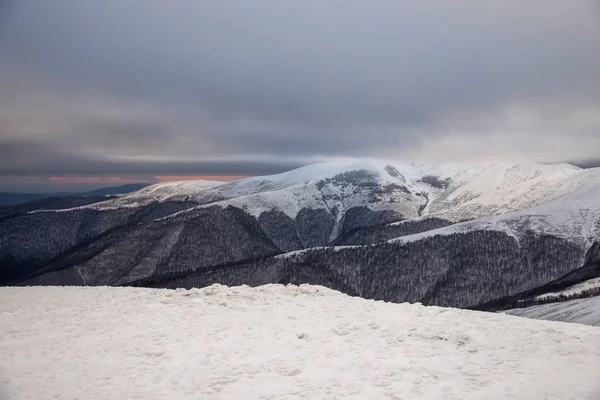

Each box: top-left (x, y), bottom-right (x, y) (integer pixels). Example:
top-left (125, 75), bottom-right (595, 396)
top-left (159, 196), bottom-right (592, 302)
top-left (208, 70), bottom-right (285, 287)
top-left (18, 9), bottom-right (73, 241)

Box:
top-left (1, 160), bottom-right (599, 322)
top-left (0, 183), bottom-right (150, 206)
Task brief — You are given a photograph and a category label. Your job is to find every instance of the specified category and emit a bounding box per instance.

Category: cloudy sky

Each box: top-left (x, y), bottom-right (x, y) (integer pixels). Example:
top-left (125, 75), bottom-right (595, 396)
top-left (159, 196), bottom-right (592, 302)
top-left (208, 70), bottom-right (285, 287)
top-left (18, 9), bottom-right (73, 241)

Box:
top-left (1, 0), bottom-right (599, 191)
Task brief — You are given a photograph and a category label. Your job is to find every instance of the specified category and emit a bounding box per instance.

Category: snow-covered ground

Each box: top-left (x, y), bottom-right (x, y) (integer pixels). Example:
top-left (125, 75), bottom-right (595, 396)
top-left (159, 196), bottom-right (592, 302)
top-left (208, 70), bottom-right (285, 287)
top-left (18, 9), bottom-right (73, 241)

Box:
top-left (1, 285), bottom-right (599, 400)
top-left (505, 296), bottom-right (600, 327)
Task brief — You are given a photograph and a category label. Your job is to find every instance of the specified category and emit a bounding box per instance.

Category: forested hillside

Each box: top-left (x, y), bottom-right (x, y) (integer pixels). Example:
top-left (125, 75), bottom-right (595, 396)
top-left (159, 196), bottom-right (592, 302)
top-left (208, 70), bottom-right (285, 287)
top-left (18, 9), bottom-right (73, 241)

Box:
top-left (2, 161), bottom-right (599, 313)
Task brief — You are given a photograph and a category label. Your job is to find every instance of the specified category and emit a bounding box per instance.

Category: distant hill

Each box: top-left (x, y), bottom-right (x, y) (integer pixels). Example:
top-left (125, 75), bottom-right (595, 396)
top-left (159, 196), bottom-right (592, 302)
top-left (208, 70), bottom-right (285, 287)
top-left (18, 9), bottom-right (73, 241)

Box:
top-left (0, 183), bottom-right (150, 206)
top-left (82, 183), bottom-right (151, 196)
top-left (0, 195), bottom-right (119, 221)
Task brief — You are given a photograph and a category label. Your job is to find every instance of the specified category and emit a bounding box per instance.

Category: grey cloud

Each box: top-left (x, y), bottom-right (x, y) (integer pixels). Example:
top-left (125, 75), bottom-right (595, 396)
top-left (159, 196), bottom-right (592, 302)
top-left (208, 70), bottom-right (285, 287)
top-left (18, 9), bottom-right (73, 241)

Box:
top-left (0, 0), bottom-right (600, 181)
top-left (0, 138), bottom-right (310, 176)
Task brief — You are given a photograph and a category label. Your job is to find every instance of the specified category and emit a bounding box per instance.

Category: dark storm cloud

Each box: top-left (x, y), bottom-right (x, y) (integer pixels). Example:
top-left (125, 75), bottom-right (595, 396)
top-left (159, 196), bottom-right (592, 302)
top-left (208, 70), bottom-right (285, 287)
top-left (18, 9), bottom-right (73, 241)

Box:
top-left (0, 0), bottom-right (600, 180)
top-left (0, 131), bottom-right (307, 176)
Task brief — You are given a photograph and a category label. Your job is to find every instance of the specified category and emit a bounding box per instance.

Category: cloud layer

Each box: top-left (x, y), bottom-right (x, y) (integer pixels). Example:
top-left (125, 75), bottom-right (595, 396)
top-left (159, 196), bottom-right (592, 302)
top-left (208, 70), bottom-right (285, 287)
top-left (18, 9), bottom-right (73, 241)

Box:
top-left (1, 0), bottom-right (599, 184)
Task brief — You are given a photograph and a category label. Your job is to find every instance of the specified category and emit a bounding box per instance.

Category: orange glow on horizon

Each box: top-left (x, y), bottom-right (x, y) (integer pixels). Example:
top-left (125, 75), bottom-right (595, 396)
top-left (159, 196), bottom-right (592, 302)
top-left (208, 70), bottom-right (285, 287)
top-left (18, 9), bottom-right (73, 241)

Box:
top-left (154, 175), bottom-right (251, 183)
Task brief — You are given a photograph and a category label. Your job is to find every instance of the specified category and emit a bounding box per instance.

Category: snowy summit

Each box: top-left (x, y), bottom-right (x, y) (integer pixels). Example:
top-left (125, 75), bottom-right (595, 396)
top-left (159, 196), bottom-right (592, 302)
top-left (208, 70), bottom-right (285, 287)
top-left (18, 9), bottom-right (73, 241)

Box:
top-left (3, 160), bottom-right (600, 327)
top-left (1, 284), bottom-right (599, 400)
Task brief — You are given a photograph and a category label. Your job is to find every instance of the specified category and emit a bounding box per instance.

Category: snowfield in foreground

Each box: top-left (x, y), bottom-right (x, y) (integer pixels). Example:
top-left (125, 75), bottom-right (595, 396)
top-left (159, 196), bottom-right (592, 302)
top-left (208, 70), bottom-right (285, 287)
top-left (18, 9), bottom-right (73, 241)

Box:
top-left (1, 286), bottom-right (599, 400)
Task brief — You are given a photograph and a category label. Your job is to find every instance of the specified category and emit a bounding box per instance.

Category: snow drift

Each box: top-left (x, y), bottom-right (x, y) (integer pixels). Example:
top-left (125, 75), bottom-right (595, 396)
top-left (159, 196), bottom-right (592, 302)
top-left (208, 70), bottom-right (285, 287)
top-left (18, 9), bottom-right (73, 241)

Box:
top-left (1, 285), bottom-right (599, 400)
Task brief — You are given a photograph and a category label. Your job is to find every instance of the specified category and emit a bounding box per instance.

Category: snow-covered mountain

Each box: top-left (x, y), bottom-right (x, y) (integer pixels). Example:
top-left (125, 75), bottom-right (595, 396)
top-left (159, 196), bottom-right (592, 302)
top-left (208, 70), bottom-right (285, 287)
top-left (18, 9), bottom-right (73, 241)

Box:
top-left (81, 160), bottom-right (600, 244)
top-left (505, 295), bottom-right (600, 326)
top-left (89, 160), bottom-right (594, 220)
top-left (1, 160), bottom-right (599, 318)
top-left (2, 284), bottom-right (599, 400)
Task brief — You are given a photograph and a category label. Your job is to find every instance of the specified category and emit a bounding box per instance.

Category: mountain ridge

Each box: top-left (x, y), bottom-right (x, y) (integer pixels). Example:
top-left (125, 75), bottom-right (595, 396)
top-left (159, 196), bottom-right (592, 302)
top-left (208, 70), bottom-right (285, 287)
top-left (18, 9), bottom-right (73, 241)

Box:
top-left (1, 160), bottom-right (599, 324)
top-left (0, 183), bottom-right (150, 206)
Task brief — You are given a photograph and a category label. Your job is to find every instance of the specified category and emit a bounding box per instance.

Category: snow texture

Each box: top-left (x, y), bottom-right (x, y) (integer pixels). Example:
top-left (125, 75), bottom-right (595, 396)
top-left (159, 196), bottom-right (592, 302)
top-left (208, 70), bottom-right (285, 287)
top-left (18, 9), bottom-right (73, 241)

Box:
top-left (1, 285), bottom-right (600, 400)
top-left (49, 160), bottom-right (599, 246)
top-left (65, 161), bottom-right (579, 215)
top-left (26, 161), bottom-right (600, 253)
top-left (505, 296), bottom-right (600, 327)
top-left (535, 278), bottom-right (600, 301)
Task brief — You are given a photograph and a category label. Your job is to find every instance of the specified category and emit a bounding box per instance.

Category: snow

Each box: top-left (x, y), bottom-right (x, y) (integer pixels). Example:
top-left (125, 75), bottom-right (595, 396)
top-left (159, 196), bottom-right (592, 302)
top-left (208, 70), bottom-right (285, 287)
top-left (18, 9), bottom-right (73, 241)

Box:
top-left (23, 160), bottom-right (600, 250)
top-left (131, 180), bottom-right (226, 200)
top-left (28, 201), bottom-right (142, 214)
top-left (505, 296), bottom-right (600, 327)
top-left (81, 160), bottom-right (597, 223)
top-left (388, 168), bottom-right (600, 247)
top-left (387, 220), bottom-right (484, 245)
top-left (206, 160), bottom-right (430, 220)
top-left (1, 285), bottom-right (600, 400)
top-left (91, 180), bottom-right (226, 209)
top-left (536, 278), bottom-right (600, 301)
top-left (34, 160), bottom-right (598, 233)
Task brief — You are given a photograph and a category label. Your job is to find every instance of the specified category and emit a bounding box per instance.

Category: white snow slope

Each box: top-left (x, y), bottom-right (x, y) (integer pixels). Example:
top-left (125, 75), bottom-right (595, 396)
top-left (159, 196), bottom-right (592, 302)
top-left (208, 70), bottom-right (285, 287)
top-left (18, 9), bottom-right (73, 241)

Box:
top-left (505, 296), bottom-right (600, 327)
top-left (48, 160), bottom-right (600, 245)
top-left (57, 161), bottom-right (585, 217)
top-left (535, 277), bottom-right (600, 301)
top-left (1, 285), bottom-right (600, 400)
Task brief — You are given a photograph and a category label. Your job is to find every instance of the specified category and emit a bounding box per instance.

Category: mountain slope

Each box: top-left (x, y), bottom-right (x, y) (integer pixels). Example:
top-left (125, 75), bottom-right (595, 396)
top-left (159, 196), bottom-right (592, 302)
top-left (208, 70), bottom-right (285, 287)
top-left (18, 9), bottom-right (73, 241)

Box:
top-left (85, 160), bottom-right (590, 223)
top-left (2, 285), bottom-right (599, 400)
top-left (505, 295), bottom-right (600, 326)
top-left (0, 195), bottom-right (119, 222)
top-left (2, 160), bottom-right (599, 316)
